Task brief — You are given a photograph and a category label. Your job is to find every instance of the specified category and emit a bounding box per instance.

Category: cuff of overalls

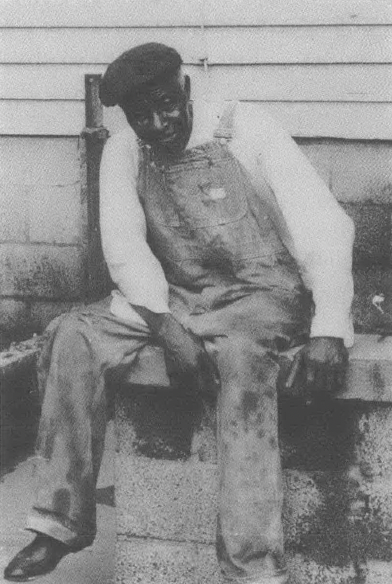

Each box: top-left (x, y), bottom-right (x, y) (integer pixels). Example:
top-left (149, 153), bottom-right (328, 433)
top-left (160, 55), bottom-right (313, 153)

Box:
top-left (26, 514), bottom-right (94, 550)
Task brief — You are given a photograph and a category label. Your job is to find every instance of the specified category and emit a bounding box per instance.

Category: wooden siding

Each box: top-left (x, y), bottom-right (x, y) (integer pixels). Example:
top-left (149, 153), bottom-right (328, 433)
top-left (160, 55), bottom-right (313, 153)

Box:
top-left (2, 27), bottom-right (392, 64)
top-left (1, 0), bottom-right (392, 138)
top-left (2, 0), bottom-right (392, 26)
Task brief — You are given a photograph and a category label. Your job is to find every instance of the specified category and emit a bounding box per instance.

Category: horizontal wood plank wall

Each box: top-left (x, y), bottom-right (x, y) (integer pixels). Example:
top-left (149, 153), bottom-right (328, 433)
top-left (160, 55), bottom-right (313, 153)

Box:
top-left (1, 0), bottom-right (392, 138)
top-left (2, 0), bottom-right (392, 26)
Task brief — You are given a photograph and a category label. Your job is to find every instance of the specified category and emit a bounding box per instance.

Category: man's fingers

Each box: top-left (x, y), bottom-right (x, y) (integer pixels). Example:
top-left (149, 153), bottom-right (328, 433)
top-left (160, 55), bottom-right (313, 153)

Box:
top-left (197, 352), bottom-right (220, 394)
top-left (336, 365), bottom-right (346, 391)
top-left (205, 357), bottom-right (220, 391)
top-left (309, 364), bottom-right (343, 398)
top-left (285, 351), bottom-right (303, 389)
top-left (306, 362), bottom-right (316, 386)
top-left (305, 364), bottom-right (324, 405)
top-left (300, 338), bottom-right (349, 404)
top-left (319, 367), bottom-right (335, 396)
top-left (304, 367), bottom-right (314, 405)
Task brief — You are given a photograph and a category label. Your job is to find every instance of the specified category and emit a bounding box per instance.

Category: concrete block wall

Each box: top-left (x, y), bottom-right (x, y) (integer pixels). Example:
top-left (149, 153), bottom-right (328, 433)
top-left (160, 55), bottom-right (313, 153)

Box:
top-left (0, 136), bottom-right (86, 349)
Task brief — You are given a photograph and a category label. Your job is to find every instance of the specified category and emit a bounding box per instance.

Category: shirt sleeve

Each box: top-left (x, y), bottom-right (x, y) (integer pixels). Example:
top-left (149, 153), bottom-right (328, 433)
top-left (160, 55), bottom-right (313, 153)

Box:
top-left (233, 105), bottom-right (355, 346)
top-left (99, 128), bottom-right (170, 313)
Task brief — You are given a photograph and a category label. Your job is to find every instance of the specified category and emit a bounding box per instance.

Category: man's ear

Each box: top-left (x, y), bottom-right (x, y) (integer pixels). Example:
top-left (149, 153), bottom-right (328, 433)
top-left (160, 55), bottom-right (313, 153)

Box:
top-left (184, 75), bottom-right (191, 99)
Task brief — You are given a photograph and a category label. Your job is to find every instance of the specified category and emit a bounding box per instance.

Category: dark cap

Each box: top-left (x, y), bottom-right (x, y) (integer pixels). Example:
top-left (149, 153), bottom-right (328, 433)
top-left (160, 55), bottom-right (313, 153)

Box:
top-left (99, 43), bottom-right (183, 107)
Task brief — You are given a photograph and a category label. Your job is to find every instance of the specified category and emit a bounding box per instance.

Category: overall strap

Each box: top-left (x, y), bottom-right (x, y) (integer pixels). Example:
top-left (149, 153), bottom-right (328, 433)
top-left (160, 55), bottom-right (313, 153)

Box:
top-left (137, 140), bottom-right (150, 204)
top-left (213, 101), bottom-right (238, 143)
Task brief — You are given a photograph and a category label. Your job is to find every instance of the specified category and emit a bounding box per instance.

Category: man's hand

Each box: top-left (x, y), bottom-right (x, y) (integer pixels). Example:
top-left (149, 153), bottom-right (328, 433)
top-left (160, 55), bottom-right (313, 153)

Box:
top-left (287, 337), bottom-right (348, 403)
top-left (131, 306), bottom-right (218, 393)
top-left (156, 314), bottom-right (219, 393)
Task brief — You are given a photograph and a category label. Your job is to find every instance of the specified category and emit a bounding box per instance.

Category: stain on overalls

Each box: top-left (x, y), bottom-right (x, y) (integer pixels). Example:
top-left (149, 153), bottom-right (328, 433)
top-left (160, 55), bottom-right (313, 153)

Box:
top-left (137, 103), bottom-right (311, 583)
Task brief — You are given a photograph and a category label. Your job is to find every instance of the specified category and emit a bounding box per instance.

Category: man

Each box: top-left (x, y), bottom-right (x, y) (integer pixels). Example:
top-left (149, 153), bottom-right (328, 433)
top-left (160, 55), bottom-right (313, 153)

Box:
top-left (4, 43), bottom-right (354, 583)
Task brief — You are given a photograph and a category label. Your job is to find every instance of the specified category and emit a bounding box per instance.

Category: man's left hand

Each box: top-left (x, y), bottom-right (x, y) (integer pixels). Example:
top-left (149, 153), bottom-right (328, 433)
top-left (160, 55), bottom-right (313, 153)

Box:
top-left (287, 337), bottom-right (348, 402)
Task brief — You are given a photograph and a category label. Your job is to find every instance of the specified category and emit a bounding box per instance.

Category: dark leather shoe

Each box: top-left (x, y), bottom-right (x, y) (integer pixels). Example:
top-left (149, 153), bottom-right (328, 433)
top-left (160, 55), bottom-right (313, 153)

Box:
top-left (4, 534), bottom-right (72, 581)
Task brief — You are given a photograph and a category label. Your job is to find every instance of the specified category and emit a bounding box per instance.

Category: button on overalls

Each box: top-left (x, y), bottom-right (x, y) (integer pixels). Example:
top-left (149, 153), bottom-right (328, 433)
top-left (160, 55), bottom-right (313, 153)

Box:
top-left (27, 104), bottom-right (311, 584)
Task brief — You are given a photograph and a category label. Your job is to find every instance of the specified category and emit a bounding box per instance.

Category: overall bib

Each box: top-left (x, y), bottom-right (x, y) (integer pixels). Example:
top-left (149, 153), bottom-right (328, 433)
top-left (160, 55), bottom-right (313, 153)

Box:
top-left (27, 105), bottom-right (311, 584)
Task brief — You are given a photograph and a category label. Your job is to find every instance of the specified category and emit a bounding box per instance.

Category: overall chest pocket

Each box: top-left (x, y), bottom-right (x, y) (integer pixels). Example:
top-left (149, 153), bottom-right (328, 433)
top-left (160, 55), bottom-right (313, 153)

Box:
top-left (154, 158), bottom-right (248, 228)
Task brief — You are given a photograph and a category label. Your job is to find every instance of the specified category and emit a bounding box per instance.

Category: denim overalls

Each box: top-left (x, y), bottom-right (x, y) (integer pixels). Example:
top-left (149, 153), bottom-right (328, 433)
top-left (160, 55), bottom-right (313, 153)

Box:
top-left (136, 104), bottom-right (311, 582)
top-left (28, 105), bottom-right (311, 584)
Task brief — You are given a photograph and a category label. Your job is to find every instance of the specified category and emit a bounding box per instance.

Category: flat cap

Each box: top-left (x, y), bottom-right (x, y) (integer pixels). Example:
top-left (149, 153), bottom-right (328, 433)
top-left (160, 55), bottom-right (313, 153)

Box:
top-left (99, 43), bottom-right (183, 107)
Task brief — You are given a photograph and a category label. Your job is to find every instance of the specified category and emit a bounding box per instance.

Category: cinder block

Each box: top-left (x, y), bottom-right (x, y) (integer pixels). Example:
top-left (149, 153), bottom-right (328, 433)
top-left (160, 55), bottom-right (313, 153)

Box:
top-left (0, 298), bottom-right (30, 331)
top-left (283, 471), bottom-right (324, 548)
top-left (29, 184), bottom-right (81, 244)
top-left (29, 301), bottom-right (83, 333)
top-left (286, 469), bottom-right (392, 563)
top-left (0, 184), bottom-right (28, 241)
top-left (0, 137), bottom-right (79, 186)
top-left (0, 244), bottom-right (85, 299)
top-left (353, 477), bottom-right (392, 561)
top-left (0, 299), bottom-right (31, 348)
top-left (341, 203), bottom-right (391, 266)
top-left (116, 455), bottom-right (217, 544)
top-left (354, 406), bottom-right (392, 479)
top-left (116, 539), bottom-right (200, 584)
top-left (331, 141), bottom-right (392, 204)
top-left (364, 561), bottom-right (392, 584)
top-left (287, 554), bottom-right (357, 584)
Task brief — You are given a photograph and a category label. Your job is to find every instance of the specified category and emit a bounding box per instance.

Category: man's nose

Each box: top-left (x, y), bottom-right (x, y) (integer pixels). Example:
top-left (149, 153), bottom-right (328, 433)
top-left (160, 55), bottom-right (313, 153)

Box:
top-left (151, 111), bottom-right (167, 131)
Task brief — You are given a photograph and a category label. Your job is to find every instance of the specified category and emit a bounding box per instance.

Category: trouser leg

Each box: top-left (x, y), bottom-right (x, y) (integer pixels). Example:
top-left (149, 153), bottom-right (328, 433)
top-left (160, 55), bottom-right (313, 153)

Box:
top-left (211, 335), bottom-right (287, 584)
top-left (27, 300), bottom-right (151, 549)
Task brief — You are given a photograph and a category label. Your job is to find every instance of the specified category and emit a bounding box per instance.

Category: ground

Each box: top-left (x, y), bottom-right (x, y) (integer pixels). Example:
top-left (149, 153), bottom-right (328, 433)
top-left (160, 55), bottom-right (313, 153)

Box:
top-left (0, 421), bottom-right (115, 584)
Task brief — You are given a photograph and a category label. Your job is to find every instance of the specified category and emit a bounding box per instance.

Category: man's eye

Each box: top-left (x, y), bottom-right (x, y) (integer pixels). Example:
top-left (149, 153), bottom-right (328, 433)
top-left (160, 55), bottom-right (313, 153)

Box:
top-left (161, 98), bottom-right (177, 111)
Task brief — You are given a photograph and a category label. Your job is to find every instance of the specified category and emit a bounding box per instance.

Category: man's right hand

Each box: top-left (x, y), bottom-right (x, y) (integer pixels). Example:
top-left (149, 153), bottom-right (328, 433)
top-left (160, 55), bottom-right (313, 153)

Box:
top-left (156, 314), bottom-right (219, 393)
top-left (131, 306), bottom-right (218, 393)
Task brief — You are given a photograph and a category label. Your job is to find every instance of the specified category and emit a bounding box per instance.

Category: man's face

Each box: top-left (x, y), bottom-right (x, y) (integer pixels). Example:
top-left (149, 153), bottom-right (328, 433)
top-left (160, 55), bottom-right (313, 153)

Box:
top-left (121, 71), bottom-right (192, 156)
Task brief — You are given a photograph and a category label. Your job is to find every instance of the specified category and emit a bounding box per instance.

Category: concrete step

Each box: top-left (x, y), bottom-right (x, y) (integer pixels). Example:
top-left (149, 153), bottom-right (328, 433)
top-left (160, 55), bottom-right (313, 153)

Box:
top-left (115, 334), bottom-right (392, 583)
top-left (2, 332), bottom-right (391, 582)
top-left (115, 396), bottom-right (392, 578)
top-left (115, 450), bottom-right (392, 550)
top-left (116, 539), bottom-right (392, 584)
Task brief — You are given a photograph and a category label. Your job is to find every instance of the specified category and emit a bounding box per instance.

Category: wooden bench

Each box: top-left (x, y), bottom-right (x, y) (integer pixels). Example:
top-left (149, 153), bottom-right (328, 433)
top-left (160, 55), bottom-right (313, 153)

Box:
top-left (121, 333), bottom-right (392, 401)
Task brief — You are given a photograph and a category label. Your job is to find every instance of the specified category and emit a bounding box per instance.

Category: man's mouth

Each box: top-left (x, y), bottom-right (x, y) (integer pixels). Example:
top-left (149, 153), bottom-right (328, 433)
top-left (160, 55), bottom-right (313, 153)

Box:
top-left (158, 131), bottom-right (177, 144)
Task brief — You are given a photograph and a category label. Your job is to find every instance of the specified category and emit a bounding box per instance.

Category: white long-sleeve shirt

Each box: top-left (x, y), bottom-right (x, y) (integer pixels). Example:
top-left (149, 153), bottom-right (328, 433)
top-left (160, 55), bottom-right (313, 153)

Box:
top-left (100, 101), bottom-right (355, 346)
